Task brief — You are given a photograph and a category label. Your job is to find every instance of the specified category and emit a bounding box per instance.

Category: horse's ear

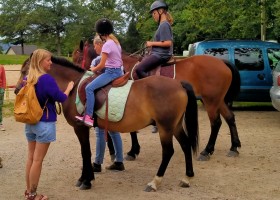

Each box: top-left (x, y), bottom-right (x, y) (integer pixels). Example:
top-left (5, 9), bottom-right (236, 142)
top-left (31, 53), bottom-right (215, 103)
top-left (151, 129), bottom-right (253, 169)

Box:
top-left (79, 40), bottom-right (84, 51)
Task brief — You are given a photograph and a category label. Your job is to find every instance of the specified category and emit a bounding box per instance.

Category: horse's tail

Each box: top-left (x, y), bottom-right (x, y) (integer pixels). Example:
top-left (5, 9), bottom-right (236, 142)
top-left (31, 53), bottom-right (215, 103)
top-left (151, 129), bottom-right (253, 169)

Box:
top-left (181, 81), bottom-right (199, 154)
top-left (223, 60), bottom-right (241, 104)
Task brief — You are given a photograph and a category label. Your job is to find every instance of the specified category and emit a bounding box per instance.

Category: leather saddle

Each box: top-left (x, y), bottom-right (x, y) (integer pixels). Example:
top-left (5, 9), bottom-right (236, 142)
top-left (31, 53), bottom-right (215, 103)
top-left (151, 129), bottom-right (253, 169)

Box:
top-left (131, 57), bottom-right (177, 80)
top-left (78, 72), bottom-right (130, 111)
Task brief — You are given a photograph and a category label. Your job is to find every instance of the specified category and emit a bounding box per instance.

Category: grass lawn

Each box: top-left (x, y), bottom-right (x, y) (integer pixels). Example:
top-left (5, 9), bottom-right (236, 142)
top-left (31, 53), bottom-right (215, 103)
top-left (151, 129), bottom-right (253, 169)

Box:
top-left (0, 54), bottom-right (29, 65)
top-left (0, 54), bottom-right (72, 65)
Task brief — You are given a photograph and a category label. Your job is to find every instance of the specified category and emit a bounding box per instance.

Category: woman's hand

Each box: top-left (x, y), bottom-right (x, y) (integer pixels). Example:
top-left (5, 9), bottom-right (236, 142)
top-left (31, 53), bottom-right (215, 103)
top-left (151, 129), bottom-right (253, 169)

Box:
top-left (64, 81), bottom-right (74, 96)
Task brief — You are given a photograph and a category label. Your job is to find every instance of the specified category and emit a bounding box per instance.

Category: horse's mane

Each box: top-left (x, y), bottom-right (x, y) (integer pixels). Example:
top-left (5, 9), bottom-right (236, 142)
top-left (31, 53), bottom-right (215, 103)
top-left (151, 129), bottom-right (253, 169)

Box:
top-left (87, 44), bottom-right (98, 60)
top-left (51, 56), bottom-right (85, 73)
top-left (22, 57), bottom-right (30, 67)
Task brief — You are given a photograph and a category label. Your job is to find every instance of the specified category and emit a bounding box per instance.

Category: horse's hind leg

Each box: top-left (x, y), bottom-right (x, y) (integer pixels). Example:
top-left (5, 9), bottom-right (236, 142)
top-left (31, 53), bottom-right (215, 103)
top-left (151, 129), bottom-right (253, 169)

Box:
top-left (144, 129), bottom-right (173, 192)
top-left (198, 108), bottom-right (222, 161)
top-left (220, 103), bottom-right (241, 157)
top-left (125, 131), bottom-right (140, 161)
top-left (174, 129), bottom-right (194, 188)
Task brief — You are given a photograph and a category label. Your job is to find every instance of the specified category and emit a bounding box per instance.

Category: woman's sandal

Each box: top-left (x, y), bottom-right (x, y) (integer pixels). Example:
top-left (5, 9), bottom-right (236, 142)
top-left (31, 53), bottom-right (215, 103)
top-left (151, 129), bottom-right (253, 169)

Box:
top-left (26, 192), bottom-right (48, 200)
top-left (25, 190), bottom-right (30, 199)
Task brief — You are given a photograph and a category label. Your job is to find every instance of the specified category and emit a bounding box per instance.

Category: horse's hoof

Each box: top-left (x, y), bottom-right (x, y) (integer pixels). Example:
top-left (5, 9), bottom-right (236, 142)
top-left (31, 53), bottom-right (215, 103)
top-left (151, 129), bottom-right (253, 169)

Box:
top-left (144, 185), bottom-right (156, 192)
top-left (227, 150), bottom-right (239, 157)
top-left (197, 154), bottom-right (210, 161)
top-left (75, 180), bottom-right (82, 187)
top-left (80, 182), bottom-right (92, 190)
top-left (125, 154), bottom-right (137, 161)
top-left (179, 180), bottom-right (190, 188)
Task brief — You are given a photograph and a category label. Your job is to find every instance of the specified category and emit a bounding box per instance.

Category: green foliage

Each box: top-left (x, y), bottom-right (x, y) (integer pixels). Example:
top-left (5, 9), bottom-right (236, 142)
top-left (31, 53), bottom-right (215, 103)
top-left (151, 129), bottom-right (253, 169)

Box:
top-left (1, 0), bottom-right (280, 56)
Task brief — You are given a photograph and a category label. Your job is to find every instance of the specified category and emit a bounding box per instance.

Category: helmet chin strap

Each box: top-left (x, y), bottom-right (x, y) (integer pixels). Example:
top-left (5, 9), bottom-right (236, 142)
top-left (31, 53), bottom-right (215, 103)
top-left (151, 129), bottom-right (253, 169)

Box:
top-left (156, 10), bottom-right (163, 25)
top-left (157, 10), bottom-right (161, 25)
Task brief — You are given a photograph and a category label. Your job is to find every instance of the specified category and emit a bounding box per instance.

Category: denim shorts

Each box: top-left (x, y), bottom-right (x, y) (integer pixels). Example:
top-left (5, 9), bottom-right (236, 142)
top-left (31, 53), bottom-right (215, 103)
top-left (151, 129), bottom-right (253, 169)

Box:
top-left (25, 121), bottom-right (56, 143)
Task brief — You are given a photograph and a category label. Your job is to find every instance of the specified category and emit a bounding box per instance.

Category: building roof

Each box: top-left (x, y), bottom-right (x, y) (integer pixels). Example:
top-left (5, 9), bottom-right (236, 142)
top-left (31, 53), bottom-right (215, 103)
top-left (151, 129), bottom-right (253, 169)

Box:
top-left (5, 45), bottom-right (37, 55)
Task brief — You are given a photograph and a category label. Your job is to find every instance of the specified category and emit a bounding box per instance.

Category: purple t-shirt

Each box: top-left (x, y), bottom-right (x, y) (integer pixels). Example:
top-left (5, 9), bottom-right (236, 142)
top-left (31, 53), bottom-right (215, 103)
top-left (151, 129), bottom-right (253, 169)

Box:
top-left (102, 39), bottom-right (123, 68)
top-left (35, 74), bottom-right (68, 122)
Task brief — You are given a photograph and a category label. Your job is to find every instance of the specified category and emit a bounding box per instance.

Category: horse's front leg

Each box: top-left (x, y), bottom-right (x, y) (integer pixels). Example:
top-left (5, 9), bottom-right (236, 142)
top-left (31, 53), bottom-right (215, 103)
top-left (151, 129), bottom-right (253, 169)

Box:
top-left (74, 125), bottom-right (94, 190)
top-left (145, 133), bottom-right (174, 192)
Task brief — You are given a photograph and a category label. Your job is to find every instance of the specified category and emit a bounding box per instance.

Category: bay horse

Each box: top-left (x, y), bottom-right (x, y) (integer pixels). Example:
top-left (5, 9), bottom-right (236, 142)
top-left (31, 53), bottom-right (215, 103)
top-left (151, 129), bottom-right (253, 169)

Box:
top-left (15, 56), bottom-right (199, 192)
top-left (72, 40), bottom-right (242, 161)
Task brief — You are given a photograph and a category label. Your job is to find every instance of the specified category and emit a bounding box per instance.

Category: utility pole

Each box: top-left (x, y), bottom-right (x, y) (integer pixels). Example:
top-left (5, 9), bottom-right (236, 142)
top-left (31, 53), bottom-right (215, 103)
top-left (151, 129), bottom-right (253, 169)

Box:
top-left (261, 0), bottom-right (266, 41)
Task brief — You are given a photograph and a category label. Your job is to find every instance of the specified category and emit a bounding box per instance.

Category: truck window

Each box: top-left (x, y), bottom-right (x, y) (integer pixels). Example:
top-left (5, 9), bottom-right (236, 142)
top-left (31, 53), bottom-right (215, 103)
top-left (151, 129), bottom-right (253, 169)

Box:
top-left (267, 48), bottom-right (280, 69)
top-left (234, 48), bottom-right (264, 71)
top-left (203, 48), bottom-right (229, 61)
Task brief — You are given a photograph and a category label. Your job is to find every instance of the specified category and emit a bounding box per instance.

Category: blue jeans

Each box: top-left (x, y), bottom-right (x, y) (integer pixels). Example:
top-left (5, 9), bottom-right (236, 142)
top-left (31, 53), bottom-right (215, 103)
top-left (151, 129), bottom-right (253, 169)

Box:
top-left (85, 68), bottom-right (123, 116)
top-left (94, 127), bottom-right (123, 164)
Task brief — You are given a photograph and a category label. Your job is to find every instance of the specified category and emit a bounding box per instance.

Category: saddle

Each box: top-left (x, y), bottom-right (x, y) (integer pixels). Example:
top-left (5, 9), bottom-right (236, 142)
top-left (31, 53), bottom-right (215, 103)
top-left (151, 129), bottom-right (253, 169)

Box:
top-left (78, 72), bottom-right (130, 111)
top-left (131, 56), bottom-right (177, 80)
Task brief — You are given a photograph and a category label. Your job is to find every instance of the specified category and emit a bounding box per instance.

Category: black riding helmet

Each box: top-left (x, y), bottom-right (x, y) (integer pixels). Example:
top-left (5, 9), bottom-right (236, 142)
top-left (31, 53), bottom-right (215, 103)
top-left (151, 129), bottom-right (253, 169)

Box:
top-left (95, 18), bottom-right (113, 36)
top-left (149, 0), bottom-right (168, 13)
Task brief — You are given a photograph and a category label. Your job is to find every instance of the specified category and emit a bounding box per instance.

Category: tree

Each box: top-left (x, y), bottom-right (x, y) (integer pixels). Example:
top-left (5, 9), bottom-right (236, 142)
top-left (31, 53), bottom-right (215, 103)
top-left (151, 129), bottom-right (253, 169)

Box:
top-left (28, 0), bottom-right (81, 55)
top-left (0, 0), bottom-right (36, 54)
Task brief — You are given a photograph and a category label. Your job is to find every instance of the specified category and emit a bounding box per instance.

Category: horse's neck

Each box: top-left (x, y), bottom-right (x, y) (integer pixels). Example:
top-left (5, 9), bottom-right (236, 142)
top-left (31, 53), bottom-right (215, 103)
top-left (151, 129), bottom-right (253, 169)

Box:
top-left (49, 66), bottom-right (83, 89)
top-left (122, 55), bottom-right (139, 72)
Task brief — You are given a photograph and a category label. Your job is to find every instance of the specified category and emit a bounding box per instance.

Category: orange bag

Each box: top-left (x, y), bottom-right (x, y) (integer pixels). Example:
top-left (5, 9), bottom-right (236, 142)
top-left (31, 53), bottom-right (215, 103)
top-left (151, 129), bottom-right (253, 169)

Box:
top-left (14, 83), bottom-right (47, 124)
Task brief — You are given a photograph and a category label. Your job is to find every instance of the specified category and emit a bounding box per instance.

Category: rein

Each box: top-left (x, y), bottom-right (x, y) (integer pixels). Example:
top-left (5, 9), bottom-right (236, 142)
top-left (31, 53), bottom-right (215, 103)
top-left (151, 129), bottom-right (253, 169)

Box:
top-left (129, 47), bottom-right (147, 57)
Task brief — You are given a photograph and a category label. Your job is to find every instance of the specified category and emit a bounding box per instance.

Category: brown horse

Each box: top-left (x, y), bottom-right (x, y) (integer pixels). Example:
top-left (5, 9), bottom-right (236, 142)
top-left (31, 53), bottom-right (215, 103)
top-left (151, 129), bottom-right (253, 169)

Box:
top-left (15, 56), bottom-right (199, 192)
top-left (72, 39), bottom-right (98, 69)
top-left (72, 40), bottom-right (241, 161)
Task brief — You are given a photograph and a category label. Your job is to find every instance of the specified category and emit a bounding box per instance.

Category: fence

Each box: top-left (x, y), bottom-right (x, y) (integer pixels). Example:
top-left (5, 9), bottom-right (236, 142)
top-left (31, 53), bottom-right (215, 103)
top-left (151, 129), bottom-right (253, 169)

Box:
top-left (4, 65), bottom-right (21, 100)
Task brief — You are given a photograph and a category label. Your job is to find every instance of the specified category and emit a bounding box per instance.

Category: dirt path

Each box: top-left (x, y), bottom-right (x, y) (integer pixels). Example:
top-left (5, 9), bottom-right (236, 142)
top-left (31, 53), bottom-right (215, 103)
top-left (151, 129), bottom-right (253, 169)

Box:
top-left (1, 65), bottom-right (279, 199)
top-left (0, 105), bottom-right (280, 200)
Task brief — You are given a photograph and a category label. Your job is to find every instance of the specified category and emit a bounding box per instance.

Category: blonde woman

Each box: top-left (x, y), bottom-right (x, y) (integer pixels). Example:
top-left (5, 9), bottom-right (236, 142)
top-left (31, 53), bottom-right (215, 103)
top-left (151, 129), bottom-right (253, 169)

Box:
top-left (24, 49), bottom-right (74, 200)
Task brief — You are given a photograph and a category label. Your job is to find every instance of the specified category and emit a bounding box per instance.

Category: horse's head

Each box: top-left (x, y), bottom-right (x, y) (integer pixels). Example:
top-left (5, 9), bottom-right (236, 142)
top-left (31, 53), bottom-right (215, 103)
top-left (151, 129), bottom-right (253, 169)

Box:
top-left (72, 39), bottom-right (98, 70)
top-left (14, 58), bottom-right (30, 94)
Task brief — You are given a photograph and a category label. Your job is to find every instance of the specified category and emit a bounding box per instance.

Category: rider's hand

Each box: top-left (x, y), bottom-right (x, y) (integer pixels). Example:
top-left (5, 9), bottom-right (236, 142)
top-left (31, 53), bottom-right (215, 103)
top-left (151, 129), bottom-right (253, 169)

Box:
top-left (146, 41), bottom-right (153, 47)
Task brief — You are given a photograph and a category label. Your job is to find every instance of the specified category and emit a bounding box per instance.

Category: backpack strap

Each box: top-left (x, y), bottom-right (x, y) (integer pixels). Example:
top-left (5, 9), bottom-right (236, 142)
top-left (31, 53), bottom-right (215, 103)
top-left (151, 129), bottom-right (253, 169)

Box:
top-left (42, 99), bottom-right (49, 119)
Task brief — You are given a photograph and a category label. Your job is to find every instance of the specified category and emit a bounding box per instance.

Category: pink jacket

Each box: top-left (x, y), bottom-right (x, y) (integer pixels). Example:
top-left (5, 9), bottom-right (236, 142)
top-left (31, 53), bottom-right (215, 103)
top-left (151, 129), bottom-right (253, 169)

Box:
top-left (0, 65), bottom-right (6, 89)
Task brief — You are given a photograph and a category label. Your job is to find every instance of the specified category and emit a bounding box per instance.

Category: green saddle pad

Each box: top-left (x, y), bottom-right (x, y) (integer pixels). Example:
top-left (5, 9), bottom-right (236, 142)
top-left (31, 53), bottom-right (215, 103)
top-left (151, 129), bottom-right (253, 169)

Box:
top-left (96, 80), bottom-right (133, 122)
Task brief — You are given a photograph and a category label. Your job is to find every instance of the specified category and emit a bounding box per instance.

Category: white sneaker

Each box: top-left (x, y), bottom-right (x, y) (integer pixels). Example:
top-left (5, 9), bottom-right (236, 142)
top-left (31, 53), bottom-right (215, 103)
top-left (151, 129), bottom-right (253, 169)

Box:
top-left (0, 124), bottom-right (5, 131)
top-left (151, 125), bottom-right (158, 133)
